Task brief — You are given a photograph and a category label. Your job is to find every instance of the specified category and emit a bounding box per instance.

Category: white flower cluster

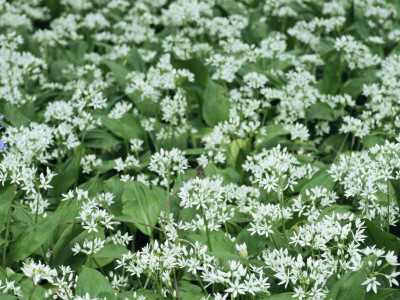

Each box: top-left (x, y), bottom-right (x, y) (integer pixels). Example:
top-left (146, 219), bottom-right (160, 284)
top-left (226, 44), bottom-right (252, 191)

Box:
top-left (0, 0), bottom-right (399, 299)
top-left (329, 140), bottom-right (400, 226)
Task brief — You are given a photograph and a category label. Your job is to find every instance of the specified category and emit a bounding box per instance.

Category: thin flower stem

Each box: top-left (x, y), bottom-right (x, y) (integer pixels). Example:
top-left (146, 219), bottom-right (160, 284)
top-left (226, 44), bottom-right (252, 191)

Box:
top-left (2, 186), bottom-right (15, 269)
top-left (387, 180), bottom-right (390, 233)
top-left (2, 202), bottom-right (13, 269)
top-left (118, 119), bottom-right (130, 154)
top-left (196, 274), bottom-right (208, 295)
top-left (333, 132), bottom-right (349, 162)
top-left (203, 208), bottom-right (213, 252)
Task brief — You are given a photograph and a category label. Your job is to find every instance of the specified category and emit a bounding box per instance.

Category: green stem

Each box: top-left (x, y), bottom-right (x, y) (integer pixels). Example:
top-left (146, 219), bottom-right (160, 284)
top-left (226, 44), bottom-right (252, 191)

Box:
top-left (118, 120), bottom-right (130, 154)
top-left (143, 276), bottom-right (150, 289)
top-left (196, 274), bottom-right (208, 295)
top-left (203, 208), bottom-right (213, 252)
top-left (333, 132), bottom-right (349, 162)
top-left (63, 287), bottom-right (72, 300)
top-left (350, 135), bottom-right (355, 151)
top-left (166, 171), bottom-right (171, 219)
top-left (2, 199), bottom-right (13, 268)
top-left (387, 180), bottom-right (390, 233)
top-left (279, 181), bottom-right (286, 237)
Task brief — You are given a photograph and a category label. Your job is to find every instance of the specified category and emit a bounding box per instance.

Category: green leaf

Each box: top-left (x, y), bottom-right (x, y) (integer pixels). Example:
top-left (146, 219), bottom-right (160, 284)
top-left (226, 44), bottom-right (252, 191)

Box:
top-left (84, 129), bottom-right (120, 148)
top-left (126, 46), bottom-right (146, 72)
top-left (326, 269), bottom-right (368, 300)
top-left (209, 231), bottom-right (236, 254)
top-left (1, 103), bottom-right (31, 127)
top-left (307, 103), bottom-right (341, 121)
top-left (256, 124), bottom-right (289, 151)
top-left (363, 219), bottom-right (400, 254)
top-left (103, 60), bottom-right (128, 85)
top-left (317, 205), bottom-right (352, 221)
top-left (8, 210), bottom-right (62, 263)
top-left (171, 57), bottom-right (208, 86)
top-left (365, 288), bottom-right (397, 300)
top-left (218, 0), bottom-right (244, 15)
top-left (103, 175), bottom-right (124, 216)
top-left (204, 164), bottom-right (241, 184)
top-left (319, 53), bottom-right (342, 94)
top-left (31, 285), bottom-right (46, 300)
top-left (202, 79), bottom-right (230, 126)
top-left (0, 185), bottom-right (14, 234)
top-left (340, 70), bottom-right (376, 98)
top-left (178, 281), bottom-right (206, 299)
top-left (235, 225), bottom-right (268, 257)
top-left (51, 147), bottom-right (83, 197)
top-left (391, 179), bottom-right (400, 209)
top-left (78, 175), bottom-right (104, 198)
top-left (121, 181), bottom-right (162, 235)
top-left (94, 244), bottom-right (129, 259)
top-left (101, 114), bottom-right (144, 141)
top-left (76, 266), bottom-right (117, 299)
top-left (262, 293), bottom-right (295, 299)
top-left (0, 294), bottom-right (17, 299)
top-left (300, 166), bottom-right (335, 196)
top-left (119, 289), bottom-right (158, 300)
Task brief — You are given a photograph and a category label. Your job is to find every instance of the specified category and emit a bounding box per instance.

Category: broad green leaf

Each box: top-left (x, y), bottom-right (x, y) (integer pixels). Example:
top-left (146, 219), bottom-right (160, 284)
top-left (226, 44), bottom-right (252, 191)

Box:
top-left (326, 269), bottom-right (368, 300)
top-left (363, 219), bottom-right (400, 254)
top-left (8, 209), bottom-right (63, 263)
top-left (171, 57), bottom-right (208, 86)
top-left (256, 124), bottom-right (289, 151)
top-left (205, 163), bottom-right (241, 184)
top-left (0, 294), bottom-right (17, 299)
top-left (126, 46), bottom-right (146, 72)
top-left (300, 166), bottom-right (335, 196)
top-left (51, 147), bottom-right (83, 197)
top-left (218, 0), bottom-right (244, 15)
top-left (76, 266), bottom-right (117, 299)
top-left (101, 114), bottom-right (144, 141)
top-left (209, 231), bottom-right (236, 254)
top-left (178, 281), bottom-right (206, 300)
top-left (51, 199), bottom-right (81, 265)
top-left (121, 181), bottom-right (162, 235)
top-left (1, 103), bottom-right (30, 127)
top-left (236, 225), bottom-right (268, 257)
top-left (71, 41), bottom-right (88, 65)
top-left (229, 138), bottom-right (248, 164)
top-left (94, 244), bottom-right (129, 259)
top-left (263, 293), bottom-right (295, 299)
top-left (78, 175), bottom-right (104, 198)
top-left (391, 179), bottom-right (400, 209)
top-left (31, 286), bottom-right (46, 300)
top-left (0, 185), bottom-right (14, 233)
top-left (316, 205), bottom-right (352, 221)
top-left (123, 289), bottom-right (159, 300)
top-left (307, 102), bottom-right (341, 121)
top-left (84, 129), bottom-right (120, 149)
top-left (319, 53), bottom-right (342, 94)
top-left (365, 288), bottom-right (397, 300)
top-left (103, 60), bottom-right (128, 85)
top-left (103, 175), bottom-right (125, 216)
top-left (202, 79), bottom-right (230, 126)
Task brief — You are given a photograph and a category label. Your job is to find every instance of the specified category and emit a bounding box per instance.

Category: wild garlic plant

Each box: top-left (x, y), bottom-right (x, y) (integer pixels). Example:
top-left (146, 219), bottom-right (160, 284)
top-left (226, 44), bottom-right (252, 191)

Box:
top-left (0, 0), bottom-right (400, 299)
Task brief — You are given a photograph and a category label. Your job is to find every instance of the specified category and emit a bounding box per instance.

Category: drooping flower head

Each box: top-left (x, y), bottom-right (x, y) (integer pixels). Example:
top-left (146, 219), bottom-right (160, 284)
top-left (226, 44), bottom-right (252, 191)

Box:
top-left (0, 115), bottom-right (6, 150)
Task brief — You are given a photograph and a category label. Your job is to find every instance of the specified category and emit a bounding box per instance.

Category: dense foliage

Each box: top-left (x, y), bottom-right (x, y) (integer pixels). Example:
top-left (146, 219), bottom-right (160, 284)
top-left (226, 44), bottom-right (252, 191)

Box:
top-left (1, 0), bottom-right (400, 299)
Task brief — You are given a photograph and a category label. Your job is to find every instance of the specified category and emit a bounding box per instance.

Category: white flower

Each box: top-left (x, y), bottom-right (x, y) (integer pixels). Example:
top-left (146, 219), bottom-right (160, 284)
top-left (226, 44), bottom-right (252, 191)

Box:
top-left (225, 278), bottom-right (246, 298)
top-left (386, 272), bottom-right (400, 287)
top-left (362, 277), bottom-right (380, 294)
top-left (21, 260), bottom-right (57, 285)
top-left (236, 243), bottom-right (248, 259)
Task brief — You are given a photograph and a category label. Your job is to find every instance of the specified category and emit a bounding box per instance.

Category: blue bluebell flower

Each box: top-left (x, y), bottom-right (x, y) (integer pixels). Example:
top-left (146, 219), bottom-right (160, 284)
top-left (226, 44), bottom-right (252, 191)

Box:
top-left (0, 115), bottom-right (6, 150)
